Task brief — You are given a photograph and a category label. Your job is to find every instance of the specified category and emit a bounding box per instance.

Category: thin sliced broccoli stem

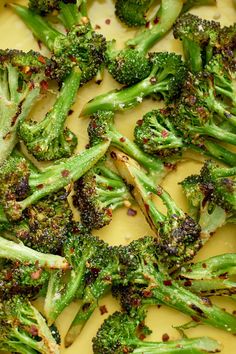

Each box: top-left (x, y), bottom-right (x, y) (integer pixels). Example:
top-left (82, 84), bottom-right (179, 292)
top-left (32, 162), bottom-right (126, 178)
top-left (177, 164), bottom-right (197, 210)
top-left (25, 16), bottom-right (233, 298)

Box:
top-left (3, 344), bottom-right (37, 354)
top-left (10, 4), bottom-right (62, 51)
top-left (181, 0), bottom-right (216, 14)
top-left (126, 0), bottom-right (183, 53)
top-left (0, 236), bottom-right (68, 269)
top-left (59, 0), bottom-right (89, 30)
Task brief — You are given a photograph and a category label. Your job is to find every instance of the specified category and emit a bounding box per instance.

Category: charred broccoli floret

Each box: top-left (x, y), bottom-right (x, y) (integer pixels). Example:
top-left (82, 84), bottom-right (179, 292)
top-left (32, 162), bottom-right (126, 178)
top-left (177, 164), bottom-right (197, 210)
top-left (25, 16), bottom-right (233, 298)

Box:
top-left (73, 163), bottom-right (133, 229)
top-left (88, 111), bottom-right (165, 177)
top-left (112, 150), bottom-right (201, 268)
top-left (0, 295), bottom-right (60, 353)
top-left (115, 0), bottom-right (155, 27)
top-left (82, 52), bottom-right (187, 115)
top-left (173, 13), bottom-right (220, 72)
top-left (0, 49), bottom-right (50, 165)
top-left (0, 261), bottom-right (49, 299)
top-left (28, 0), bottom-right (59, 14)
top-left (0, 140), bottom-right (109, 220)
top-left (12, 3), bottom-right (106, 82)
top-left (107, 0), bottom-right (182, 85)
top-left (93, 311), bottom-right (221, 354)
top-left (18, 66), bottom-right (80, 160)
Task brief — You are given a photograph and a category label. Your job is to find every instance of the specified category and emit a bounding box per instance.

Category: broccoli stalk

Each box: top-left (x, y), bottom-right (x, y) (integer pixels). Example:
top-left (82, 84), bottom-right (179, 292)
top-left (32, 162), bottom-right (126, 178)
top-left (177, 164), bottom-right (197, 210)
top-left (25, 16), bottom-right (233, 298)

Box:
top-left (0, 296), bottom-right (60, 354)
top-left (18, 66), bottom-right (81, 160)
top-left (174, 253), bottom-right (236, 297)
top-left (112, 149), bottom-right (201, 269)
top-left (92, 311), bottom-right (221, 354)
top-left (181, 0), bottom-right (216, 14)
top-left (82, 52), bottom-right (187, 115)
top-left (0, 236), bottom-right (68, 269)
top-left (73, 163), bottom-right (133, 229)
top-left (118, 236), bottom-right (236, 334)
top-left (88, 111), bottom-right (165, 178)
top-left (0, 49), bottom-right (50, 165)
top-left (107, 0), bottom-right (183, 85)
top-left (11, 3), bottom-right (106, 82)
top-left (0, 140), bottom-right (109, 220)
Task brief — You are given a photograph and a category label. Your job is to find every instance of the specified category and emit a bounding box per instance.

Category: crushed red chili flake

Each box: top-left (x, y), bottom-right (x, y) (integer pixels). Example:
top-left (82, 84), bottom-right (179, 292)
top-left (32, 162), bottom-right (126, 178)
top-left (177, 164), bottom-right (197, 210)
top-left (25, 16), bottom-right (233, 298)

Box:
top-left (137, 119), bottom-right (143, 126)
top-left (61, 169), bottom-right (70, 177)
top-left (145, 21), bottom-right (150, 28)
top-left (99, 305), bottom-right (108, 315)
top-left (162, 333), bottom-right (169, 342)
top-left (144, 203), bottom-right (149, 212)
top-left (105, 18), bottom-right (111, 25)
top-left (38, 55), bottom-right (46, 64)
top-left (233, 310), bottom-right (236, 316)
top-left (139, 333), bottom-right (146, 340)
top-left (95, 24), bottom-right (101, 30)
top-left (68, 109), bottom-right (74, 116)
top-left (202, 263), bottom-right (207, 268)
top-left (40, 80), bottom-right (49, 91)
top-left (127, 208), bottom-right (137, 217)
top-left (28, 325), bottom-right (39, 336)
top-left (120, 137), bottom-right (126, 142)
top-left (153, 17), bottom-right (160, 24)
top-left (163, 279), bottom-right (172, 286)
top-left (31, 268), bottom-right (42, 280)
top-left (36, 184), bottom-right (44, 189)
top-left (161, 130), bottom-right (169, 138)
top-left (37, 40), bottom-right (42, 50)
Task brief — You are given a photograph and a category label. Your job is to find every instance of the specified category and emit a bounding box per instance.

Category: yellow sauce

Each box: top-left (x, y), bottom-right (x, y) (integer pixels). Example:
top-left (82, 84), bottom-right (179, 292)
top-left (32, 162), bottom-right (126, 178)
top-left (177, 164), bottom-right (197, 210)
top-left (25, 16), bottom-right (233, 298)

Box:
top-left (0, 0), bottom-right (236, 353)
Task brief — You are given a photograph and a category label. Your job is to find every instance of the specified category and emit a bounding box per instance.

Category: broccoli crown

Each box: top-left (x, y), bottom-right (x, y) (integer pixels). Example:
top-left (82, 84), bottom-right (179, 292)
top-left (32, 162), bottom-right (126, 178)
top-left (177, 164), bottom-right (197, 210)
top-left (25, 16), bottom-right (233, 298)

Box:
top-left (51, 24), bottom-right (106, 82)
top-left (148, 52), bottom-right (188, 102)
top-left (105, 44), bottom-right (152, 86)
top-left (199, 160), bottom-right (236, 213)
top-left (0, 261), bottom-right (49, 299)
top-left (92, 311), bottom-right (147, 354)
top-left (73, 164), bottom-right (132, 229)
top-left (219, 23), bottom-right (236, 53)
top-left (115, 0), bottom-right (153, 27)
top-left (29, 0), bottom-right (60, 13)
top-left (88, 110), bottom-right (114, 145)
top-left (180, 174), bottom-right (202, 212)
top-left (12, 189), bottom-right (73, 254)
top-left (134, 109), bottom-right (184, 159)
top-left (0, 296), bottom-right (60, 353)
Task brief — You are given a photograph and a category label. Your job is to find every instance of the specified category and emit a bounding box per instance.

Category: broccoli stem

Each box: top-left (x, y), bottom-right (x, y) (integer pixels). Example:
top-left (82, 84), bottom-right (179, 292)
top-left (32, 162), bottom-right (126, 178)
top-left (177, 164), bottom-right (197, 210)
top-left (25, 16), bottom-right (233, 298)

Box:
top-left (126, 0), bottom-right (183, 53)
top-left (10, 4), bottom-right (62, 51)
top-left (181, 0), bottom-right (216, 14)
top-left (189, 123), bottom-right (236, 146)
top-left (179, 278), bottom-right (236, 297)
top-left (0, 236), bottom-right (68, 269)
top-left (59, 0), bottom-right (89, 30)
top-left (13, 141), bottom-right (109, 216)
top-left (3, 343), bottom-right (37, 354)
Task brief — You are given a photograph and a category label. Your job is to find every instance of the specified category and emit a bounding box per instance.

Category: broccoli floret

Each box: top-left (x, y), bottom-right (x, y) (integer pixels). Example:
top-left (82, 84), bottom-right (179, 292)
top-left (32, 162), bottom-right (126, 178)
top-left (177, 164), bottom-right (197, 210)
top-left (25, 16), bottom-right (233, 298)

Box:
top-left (82, 52), bottom-right (187, 115)
top-left (173, 13), bottom-right (220, 72)
top-left (0, 140), bottom-right (109, 220)
top-left (92, 311), bottom-right (221, 354)
top-left (12, 3), bottom-right (106, 82)
top-left (174, 253), bottom-right (236, 298)
top-left (134, 109), bottom-right (184, 160)
top-left (73, 163), bottom-right (133, 229)
top-left (0, 295), bottom-right (60, 353)
top-left (64, 243), bottom-right (121, 347)
top-left (116, 236), bottom-right (236, 334)
top-left (88, 111), bottom-right (165, 178)
top-left (112, 150), bottom-right (201, 268)
top-left (18, 66), bottom-right (80, 160)
top-left (29, 0), bottom-right (59, 13)
top-left (107, 0), bottom-right (183, 85)
top-left (0, 261), bottom-right (49, 299)
top-left (115, 0), bottom-right (155, 27)
top-left (0, 49), bottom-right (50, 165)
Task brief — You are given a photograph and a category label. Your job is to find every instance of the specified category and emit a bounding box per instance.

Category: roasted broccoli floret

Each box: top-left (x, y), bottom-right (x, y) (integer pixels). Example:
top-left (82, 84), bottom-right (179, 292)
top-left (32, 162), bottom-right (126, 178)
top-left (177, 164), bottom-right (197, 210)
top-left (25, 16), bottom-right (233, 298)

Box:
top-left (73, 163), bottom-right (133, 229)
top-left (12, 3), bottom-right (106, 82)
top-left (82, 52), bottom-right (187, 115)
top-left (0, 49), bottom-right (50, 165)
top-left (0, 261), bottom-right (49, 299)
top-left (0, 140), bottom-right (109, 220)
top-left (28, 0), bottom-right (59, 14)
top-left (88, 111), bottom-right (165, 178)
top-left (173, 13), bottom-right (220, 72)
top-left (174, 253), bottom-right (236, 298)
top-left (112, 150), bottom-right (201, 268)
top-left (64, 244), bottom-right (121, 346)
top-left (0, 295), bottom-right (60, 353)
top-left (0, 235), bottom-right (68, 269)
top-left (116, 236), bottom-right (236, 334)
top-left (115, 0), bottom-right (155, 27)
top-left (92, 311), bottom-right (221, 354)
top-left (18, 66), bottom-right (80, 160)
top-left (107, 0), bottom-right (182, 85)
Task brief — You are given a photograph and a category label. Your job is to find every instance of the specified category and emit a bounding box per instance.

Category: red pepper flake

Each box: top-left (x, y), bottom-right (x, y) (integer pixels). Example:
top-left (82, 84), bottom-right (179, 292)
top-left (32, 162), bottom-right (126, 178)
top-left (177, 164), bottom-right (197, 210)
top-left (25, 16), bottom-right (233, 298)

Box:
top-left (68, 109), bottom-right (74, 116)
top-left (153, 17), bottom-right (160, 24)
top-left (40, 80), bottom-right (48, 91)
top-left (202, 263), bottom-right (207, 268)
top-left (110, 151), bottom-right (117, 160)
top-left (143, 138), bottom-right (149, 143)
top-left (99, 305), bottom-right (108, 315)
top-left (162, 333), bottom-right (169, 342)
top-left (191, 315), bottom-right (201, 323)
top-left (183, 279), bottom-right (192, 287)
top-left (233, 310), bottom-right (236, 316)
top-left (36, 184), bottom-right (44, 189)
top-left (143, 290), bottom-right (153, 298)
top-left (161, 130), bottom-right (169, 138)
top-left (139, 333), bottom-right (146, 340)
top-left (137, 119), bottom-right (143, 126)
top-left (145, 21), bottom-right (150, 28)
top-left (38, 55), bottom-right (46, 64)
top-left (106, 208), bottom-right (113, 217)
top-left (120, 137), bottom-right (126, 142)
top-left (157, 187), bottom-right (163, 196)
top-left (69, 55), bottom-right (77, 63)
top-left (127, 208), bottom-right (137, 217)
top-left (144, 203), bottom-right (150, 212)
top-left (37, 40), bottom-right (42, 50)
top-left (95, 24), bottom-right (101, 30)
top-left (31, 268), bottom-right (42, 280)
top-left (163, 279), bottom-right (172, 286)
top-left (61, 169), bottom-right (70, 177)
top-left (28, 81), bottom-right (35, 90)
top-left (28, 325), bottom-right (39, 336)
top-left (105, 18), bottom-right (111, 25)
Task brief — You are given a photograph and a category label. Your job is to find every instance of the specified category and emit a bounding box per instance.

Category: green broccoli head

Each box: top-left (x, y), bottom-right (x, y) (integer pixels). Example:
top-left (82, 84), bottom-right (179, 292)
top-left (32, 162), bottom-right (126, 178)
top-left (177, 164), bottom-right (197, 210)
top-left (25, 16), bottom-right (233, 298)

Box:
top-left (0, 295), bottom-right (60, 353)
top-left (173, 13), bottom-right (220, 72)
top-left (115, 0), bottom-right (154, 27)
top-left (0, 49), bottom-right (51, 164)
top-left (51, 24), bottom-right (106, 82)
top-left (134, 109), bottom-right (184, 159)
top-left (28, 0), bottom-right (60, 13)
top-left (88, 110), bottom-right (114, 146)
top-left (105, 42), bottom-right (151, 86)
